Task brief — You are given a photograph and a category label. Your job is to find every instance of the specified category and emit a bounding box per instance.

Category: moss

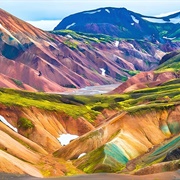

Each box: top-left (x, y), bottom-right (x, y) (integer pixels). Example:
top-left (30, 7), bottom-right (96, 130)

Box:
top-left (41, 169), bottom-right (51, 177)
top-left (0, 75), bottom-right (180, 125)
top-left (63, 40), bottom-right (78, 49)
top-left (156, 52), bottom-right (180, 72)
top-left (18, 117), bottom-right (34, 129)
top-left (115, 73), bottom-right (128, 82)
top-left (11, 78), bottom-right (24, 88)
top-left (77, 144), bottom-right (126, 173)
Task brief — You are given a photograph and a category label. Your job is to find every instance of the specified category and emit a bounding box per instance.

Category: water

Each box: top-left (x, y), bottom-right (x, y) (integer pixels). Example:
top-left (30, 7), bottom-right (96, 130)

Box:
top-left (61, 84), bottom-right (120, 95)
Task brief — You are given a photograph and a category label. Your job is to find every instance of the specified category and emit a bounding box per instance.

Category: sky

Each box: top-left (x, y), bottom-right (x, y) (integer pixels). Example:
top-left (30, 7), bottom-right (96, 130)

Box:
top-left (1, 0), bottom-right (180, 30)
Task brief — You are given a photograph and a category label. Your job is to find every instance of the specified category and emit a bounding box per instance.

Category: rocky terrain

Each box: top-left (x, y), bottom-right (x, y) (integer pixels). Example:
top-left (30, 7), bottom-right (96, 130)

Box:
top-left (0, 8), bottom-right (180, 92)
top-left (111, 50), bottom-right (180, 93)
top-left (0, 65), bottom-right (180, 178)
top-left (0, 7), bottom-right (180, 180)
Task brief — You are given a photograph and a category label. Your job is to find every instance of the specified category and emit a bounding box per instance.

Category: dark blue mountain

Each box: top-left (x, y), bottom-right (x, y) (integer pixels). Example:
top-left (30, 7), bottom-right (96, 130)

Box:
top-left (54, 7), bottom-right (180, 41)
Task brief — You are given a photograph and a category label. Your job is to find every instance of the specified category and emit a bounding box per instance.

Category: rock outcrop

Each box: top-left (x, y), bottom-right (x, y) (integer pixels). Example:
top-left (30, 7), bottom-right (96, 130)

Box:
top-left (54, 107), bottom-right (180, 173)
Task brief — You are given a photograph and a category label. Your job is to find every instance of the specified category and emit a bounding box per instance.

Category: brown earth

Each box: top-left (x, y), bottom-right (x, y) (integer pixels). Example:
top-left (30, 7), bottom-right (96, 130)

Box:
top-left (110, 71), bottom-right (178, 94)
top-left (1, 102), bottom-right (180, 177)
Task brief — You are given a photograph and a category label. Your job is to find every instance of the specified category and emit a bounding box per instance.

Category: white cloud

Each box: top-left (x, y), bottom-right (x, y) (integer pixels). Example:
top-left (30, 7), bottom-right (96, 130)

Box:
top-left (27, 20), bottom-right (61, 31)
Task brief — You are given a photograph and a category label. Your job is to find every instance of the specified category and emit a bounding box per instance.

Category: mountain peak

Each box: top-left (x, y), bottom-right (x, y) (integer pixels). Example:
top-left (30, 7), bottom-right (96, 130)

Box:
top-left (54, 7), bottom-right (180, 40)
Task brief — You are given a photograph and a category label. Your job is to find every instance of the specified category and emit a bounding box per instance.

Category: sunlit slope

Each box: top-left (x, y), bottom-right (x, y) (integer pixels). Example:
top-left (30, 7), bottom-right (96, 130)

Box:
top-left (0, 71), bottom-right (180, 176)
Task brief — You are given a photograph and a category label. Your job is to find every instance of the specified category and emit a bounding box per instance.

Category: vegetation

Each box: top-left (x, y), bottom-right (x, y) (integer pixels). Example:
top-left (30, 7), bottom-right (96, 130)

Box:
top-left (51, 29), bottom-right (114, 43)
top-left (0, 74), bottom-right (180, 123)
top-left (11, 78), bottom-right (24, 88)
top-left (18, 117), bottom-right (34, 129)
top-left (63, 39), bottom-right (78, 49)
top-left (156, 52), bottom-right (180, 73)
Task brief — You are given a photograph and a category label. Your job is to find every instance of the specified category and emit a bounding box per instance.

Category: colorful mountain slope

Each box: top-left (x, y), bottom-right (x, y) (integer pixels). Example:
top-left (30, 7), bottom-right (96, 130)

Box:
top-left (111, 50), bottom-right (180, 94)
top-left (0, 8), bottom-right (180, 91)
top-left (1, 75), bottom-right (180, 177)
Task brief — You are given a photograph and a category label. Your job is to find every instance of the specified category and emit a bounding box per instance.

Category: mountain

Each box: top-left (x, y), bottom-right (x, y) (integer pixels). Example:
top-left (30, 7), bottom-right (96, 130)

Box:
top-left (54, 7), bottom-right (180, 41)
top-left (0, 7), bottom-right (180, 179)
top-left (0, 78), bottom-right (180, 177)
top-left (0, 8), bottom-right (180, 92)
top-left (111, 50), bottom-right (180, 94)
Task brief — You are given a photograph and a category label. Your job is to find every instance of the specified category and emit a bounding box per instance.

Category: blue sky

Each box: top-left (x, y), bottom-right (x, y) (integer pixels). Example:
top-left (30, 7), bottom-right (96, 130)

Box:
top-left (1, 0), bottom-right (180, 21)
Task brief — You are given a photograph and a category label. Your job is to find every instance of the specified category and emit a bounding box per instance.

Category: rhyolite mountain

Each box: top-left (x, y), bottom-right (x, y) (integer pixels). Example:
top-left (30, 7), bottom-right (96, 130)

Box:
top-left (0, 8), bottom-right (180, 92)
top-left (1, 7), bottom-right (180, 179)
top-left (54, 7), bottom-right (180, 41)
top-left (0, 67), bottom-right (180, 177)
top-left (111, 50), bottom-right (180, 94)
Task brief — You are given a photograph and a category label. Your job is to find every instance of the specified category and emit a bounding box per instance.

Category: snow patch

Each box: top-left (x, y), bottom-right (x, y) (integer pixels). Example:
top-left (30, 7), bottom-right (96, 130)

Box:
top-left (66, 34), bottom-right (73, 39)
top-left (142, 17), bottom-right (166, 23)
top-left (57, 134), bottom-right (79, 146)
top-left (0, 115), bottom-right (18, 132)
top-left (78, 153), bottom-right (86, 159)
top-left (131, 15), bottom-right (139, 24)
top-left (105, 9), bottom-right (110, 13)
top-left (144, 15), bottom-right (180, 24)
top-left (114, 41), bottom-right (119, 47)
top-left (100, 68), bottom-right (106, 76)
top-left (163, 36), bottom-right (176, 40)
top-left (169, 16), bottom-right (180, 24)
top-left (66, 23), bottom-right (76, 29)
top-left (84, 10), bottom-right (101, 14)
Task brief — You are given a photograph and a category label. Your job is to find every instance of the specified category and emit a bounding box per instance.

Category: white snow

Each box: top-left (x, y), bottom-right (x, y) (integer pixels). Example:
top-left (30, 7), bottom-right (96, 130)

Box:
top-left (169, 16), bottom-right (180, 24)
top-left (57, 134), bottom-right (79, 146)
top-left (78, 153), bottom-right (86, 159)
top-left (114, 41), bottom-right (119, 47)
top-left (66, 34), bottom-right (73, 39)
top-left (142, 17), bottom-right (166, 23)
top-left (105, 9), bottom-right (110, 13)
top-left (143, 15), bottom-right (180, 24)
top-left (131, 15), bottom-right (139, 24)
top-left (84, 10), bottom-right (101, 14)
top-left (163, 36), bottom-right (176, 40)
top-left (0, 115), bottom-right (18, 132)
top-left (100, 68), bottom-right (106, 76)
top-left (66, 22), bottom-right (76, 29)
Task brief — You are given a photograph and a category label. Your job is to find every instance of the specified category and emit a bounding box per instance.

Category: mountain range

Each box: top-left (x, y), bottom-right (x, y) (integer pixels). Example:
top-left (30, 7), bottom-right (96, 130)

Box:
top-left (0, 7), bottom-right (180, 179)
top-left (0, 8), bottom-right (180, 92)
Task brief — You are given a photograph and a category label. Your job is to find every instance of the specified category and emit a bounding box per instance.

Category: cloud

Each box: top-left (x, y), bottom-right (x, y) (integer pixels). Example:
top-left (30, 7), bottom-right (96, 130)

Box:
top-left (27, 20), bottom-right (61, 31)
top-left (1, 0), bottom-right (180, 21)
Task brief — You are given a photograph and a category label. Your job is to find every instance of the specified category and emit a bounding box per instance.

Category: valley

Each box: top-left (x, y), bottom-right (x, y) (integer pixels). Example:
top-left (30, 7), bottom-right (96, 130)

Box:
top-left (60, 84), bottom-right (120, 95)
top-left (0, 6), bottom-right (180, 180)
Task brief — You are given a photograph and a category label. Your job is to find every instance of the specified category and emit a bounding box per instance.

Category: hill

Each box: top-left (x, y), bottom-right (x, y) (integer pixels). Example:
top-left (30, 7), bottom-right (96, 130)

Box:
top-left (0, 8), bottom-right (180, 92)
top-left (111, 50), bottom-right (180, 94)
top-left (0, 76), bottom-right (180, 177)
